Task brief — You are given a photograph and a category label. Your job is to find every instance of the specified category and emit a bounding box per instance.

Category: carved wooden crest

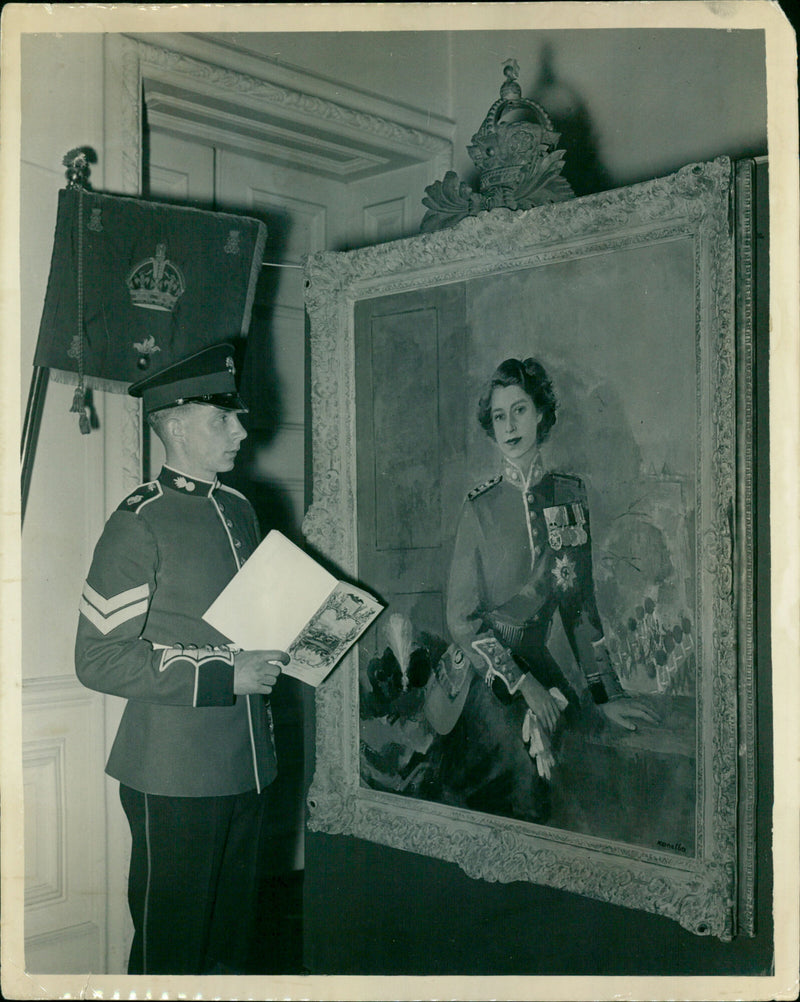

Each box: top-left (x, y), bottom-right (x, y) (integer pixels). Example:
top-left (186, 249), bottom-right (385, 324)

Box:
top-left (421, 59), bottom-right (574, 231)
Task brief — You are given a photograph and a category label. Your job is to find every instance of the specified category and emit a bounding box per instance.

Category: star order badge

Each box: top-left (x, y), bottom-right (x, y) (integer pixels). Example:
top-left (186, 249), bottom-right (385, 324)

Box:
top-left (552, 554), bottom-right (577, 592)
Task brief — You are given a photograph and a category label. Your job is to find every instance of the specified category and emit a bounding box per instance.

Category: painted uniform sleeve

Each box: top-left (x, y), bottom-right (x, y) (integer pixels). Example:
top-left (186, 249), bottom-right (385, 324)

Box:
top-left (446, 501), bottom-right (526, 698)
top-left (556, 489), bottom-right (624, 703)
top-left (250, 504), bottom-right (262, 545)
top-left (75, 510), bottom-right (236, 707)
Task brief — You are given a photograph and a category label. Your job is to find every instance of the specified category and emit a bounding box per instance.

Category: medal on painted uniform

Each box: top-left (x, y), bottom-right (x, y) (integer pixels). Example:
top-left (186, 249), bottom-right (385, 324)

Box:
top-left (571, 502), bottom-right (588, 545)
top-left (544, 502), bottom-right (588, 549)
top-left (544, 505), bottom-right (567, 549)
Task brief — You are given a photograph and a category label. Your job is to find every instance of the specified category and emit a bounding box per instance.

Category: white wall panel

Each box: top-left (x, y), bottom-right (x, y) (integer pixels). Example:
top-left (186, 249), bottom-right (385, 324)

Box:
top-left (22, 676), bottom-right (107, 973)
top-left (24, 922), bottom-right (101, 976)
top-left (23, 739), bottom-right (66, 909)
top-left (363, 196), bottom-right (407, 245)
top-left (146, 131), bottom-right (215, 204)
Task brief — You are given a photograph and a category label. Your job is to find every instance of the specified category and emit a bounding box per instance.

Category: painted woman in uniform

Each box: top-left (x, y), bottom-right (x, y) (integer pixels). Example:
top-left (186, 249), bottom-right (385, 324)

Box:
top-left (435, 357), bottom-right (657, 823)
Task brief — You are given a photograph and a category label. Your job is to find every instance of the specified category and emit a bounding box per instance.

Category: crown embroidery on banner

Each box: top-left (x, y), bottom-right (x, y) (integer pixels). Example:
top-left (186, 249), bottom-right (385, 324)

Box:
top-left (126, 243), bottom-right (186, 313)
top-left (224, 230), bottom-right (242, 255)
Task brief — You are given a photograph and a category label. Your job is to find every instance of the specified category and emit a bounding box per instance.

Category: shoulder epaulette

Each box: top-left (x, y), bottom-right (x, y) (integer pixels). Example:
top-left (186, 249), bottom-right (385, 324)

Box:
top-left (116, 480), bottom-right (163, 514)
top-left (466, 474), bottom-right (502, 501)
top-left (550, 472), bottom-right (587, 504)
top-left (217, 483), bottom-right (249, 503)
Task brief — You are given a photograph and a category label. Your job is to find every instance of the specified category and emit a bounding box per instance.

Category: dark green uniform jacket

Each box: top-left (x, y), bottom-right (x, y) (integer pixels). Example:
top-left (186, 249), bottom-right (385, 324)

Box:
top-left (75, 465), bottom-right (277, 797)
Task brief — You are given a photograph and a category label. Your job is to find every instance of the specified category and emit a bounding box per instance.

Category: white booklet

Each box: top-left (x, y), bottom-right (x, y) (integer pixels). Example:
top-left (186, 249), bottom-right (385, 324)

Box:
top-left (203, 530), bottom-right (383, 687)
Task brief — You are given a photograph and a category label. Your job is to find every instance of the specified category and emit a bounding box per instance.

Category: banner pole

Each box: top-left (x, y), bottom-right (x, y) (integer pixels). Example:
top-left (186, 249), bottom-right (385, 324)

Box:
top-left (20, 365), bottom-right (49, 527)
top-left (22, 151), bottom-right (95, 526)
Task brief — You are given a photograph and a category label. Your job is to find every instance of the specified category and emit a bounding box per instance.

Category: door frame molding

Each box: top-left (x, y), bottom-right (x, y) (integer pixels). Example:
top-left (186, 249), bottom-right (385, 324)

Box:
top-left (118, 35), bottom-right (453, 182)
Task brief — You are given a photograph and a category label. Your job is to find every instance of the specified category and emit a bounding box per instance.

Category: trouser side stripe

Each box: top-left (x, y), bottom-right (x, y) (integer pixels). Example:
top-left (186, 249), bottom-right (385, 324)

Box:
top-left (143, 793), bottom-right (152, 975)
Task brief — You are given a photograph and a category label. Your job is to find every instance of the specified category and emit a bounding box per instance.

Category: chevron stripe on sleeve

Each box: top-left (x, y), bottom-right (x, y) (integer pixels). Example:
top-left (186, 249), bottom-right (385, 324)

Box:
top-left (79, 581), bottom-right (151, 635)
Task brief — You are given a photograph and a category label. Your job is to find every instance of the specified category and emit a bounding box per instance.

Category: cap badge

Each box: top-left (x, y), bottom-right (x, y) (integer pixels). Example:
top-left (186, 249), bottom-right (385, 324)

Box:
top-left (226, 356), bottom-right (235, 374)
top-left (126, 243), bottom-right (186, 313)
top-left (133, 335), bottom-right (162, 370)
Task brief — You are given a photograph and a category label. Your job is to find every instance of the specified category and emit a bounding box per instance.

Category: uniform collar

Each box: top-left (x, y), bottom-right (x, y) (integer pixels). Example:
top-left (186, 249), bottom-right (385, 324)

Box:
top-left (159, 465), bottom-right (218, 498)
top-left (502, 453), bottom-right (544, 492)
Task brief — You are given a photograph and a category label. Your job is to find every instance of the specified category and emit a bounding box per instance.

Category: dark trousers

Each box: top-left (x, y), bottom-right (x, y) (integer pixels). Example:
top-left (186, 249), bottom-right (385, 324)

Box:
top-left (119, 783), bottom-right (269, 975)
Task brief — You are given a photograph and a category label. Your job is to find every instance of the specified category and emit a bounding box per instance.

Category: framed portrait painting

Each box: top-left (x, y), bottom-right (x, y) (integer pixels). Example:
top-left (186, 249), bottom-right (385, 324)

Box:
top-left (302, 156), bottom-right (757, 940)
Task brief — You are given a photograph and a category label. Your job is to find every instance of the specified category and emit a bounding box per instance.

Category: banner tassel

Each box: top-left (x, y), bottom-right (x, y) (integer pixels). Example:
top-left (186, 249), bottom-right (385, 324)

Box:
top-left (70, 383), bottom-right (85, 413)
top-left (69, 382), bottom-right (91, 434)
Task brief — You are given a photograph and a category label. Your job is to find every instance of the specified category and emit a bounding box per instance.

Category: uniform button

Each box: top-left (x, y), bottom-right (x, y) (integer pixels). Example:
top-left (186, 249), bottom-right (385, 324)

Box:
top-left (226, 518), bottom-right (233, 527)
top-left (234, 539), bottom-right (242, 548)
top-left (217, 502), bottom-right (225, 512)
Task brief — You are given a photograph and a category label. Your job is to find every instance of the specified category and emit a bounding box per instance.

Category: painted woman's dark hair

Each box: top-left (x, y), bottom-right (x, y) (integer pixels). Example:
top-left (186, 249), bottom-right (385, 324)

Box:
top-left (477, 357), bottom-right (558, 444)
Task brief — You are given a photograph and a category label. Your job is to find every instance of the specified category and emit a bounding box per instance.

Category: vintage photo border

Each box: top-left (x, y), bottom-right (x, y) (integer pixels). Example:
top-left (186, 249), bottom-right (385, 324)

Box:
top-left (1, 3), bottom-right (798, 1000)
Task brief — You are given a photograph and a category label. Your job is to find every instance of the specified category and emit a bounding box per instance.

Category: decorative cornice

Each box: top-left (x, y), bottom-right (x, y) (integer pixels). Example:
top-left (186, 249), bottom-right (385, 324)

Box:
top-left (127, 31), bottom-right (456, 141)
top-left (131, 38), bottom-right (452, 168)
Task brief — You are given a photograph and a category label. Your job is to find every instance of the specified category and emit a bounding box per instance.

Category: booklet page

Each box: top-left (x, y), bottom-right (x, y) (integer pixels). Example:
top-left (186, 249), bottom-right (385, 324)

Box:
top-left (203, 530), bottom-right (338, 651)
top-left (285, 582), bottom-right (384, 687)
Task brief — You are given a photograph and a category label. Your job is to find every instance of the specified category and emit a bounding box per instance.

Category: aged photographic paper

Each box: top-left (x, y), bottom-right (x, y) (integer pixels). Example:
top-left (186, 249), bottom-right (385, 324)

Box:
top-left (1, 3), bottom-right (797, 1000)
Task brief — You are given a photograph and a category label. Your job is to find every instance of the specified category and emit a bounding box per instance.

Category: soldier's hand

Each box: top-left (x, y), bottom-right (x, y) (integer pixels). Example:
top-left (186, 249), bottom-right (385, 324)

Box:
top-left (519, 674), bottom-right (562, 733)
top-left (233, 650), bottom-right (289, 695)
top-left (599, 697), bottom-right (661, 731)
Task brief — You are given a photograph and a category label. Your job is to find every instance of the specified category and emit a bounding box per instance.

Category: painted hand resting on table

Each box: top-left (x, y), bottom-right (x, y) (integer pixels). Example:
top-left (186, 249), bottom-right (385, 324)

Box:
top-left (598, 697), bottom-right (661, 731)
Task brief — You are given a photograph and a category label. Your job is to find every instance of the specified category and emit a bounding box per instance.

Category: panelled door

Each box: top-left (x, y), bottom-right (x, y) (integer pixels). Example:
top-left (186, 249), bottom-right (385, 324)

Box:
top-left (354, 283), bottom-right (468, 653)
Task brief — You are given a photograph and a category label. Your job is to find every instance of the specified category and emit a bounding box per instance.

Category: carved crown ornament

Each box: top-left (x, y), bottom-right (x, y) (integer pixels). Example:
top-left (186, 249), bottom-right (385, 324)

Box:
top-left (421, 59), bottom-right (575, 232)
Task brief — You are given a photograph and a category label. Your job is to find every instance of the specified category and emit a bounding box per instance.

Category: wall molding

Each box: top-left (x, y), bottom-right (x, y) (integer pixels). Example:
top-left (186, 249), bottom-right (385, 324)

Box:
top-left (23, 738), bottom-right (66, 909)
top-left (22, 674), bottom-right (96, 707)
top-left (126, 31), bottom-right (455, 151)
top-left (119, 36), bottom-right (452, 183)
top-left (25, 921), bottom-right (101, 974)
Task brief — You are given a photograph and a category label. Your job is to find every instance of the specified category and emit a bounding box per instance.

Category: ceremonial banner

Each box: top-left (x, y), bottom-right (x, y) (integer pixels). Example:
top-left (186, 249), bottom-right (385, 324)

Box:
top-left (34, 188), bottom-right (267, 390)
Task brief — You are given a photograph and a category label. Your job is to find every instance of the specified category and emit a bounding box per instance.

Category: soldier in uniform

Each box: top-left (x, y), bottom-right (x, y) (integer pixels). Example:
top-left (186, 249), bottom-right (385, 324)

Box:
top-left (75, 343), bottom-right (290, 975)
top-left (437, 357), bottom-right (657, 822)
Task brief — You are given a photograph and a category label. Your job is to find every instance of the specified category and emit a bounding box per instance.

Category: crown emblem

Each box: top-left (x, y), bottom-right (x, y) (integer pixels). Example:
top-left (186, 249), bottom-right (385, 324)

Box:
top-left (421, 59), bottom-right (574, 231)
top-left (126, 243), bottom-right (186, 313)
top-left (467, 62), bottom-right (560, 196)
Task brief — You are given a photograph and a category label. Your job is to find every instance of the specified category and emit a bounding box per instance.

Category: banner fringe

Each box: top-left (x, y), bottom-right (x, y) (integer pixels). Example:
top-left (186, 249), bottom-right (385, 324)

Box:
top-left (48, 367), bottom-right (130, 395)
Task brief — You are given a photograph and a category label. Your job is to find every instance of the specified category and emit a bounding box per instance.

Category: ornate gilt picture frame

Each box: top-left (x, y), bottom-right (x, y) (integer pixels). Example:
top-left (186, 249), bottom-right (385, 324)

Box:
top-left (302, 156), bottom-right (756, 940)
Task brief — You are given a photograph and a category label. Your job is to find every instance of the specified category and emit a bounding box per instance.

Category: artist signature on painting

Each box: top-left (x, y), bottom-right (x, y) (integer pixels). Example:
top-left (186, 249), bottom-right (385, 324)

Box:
top-left (657, 839), bottom-right (687, 853)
